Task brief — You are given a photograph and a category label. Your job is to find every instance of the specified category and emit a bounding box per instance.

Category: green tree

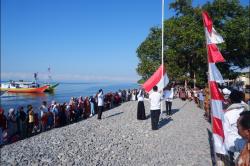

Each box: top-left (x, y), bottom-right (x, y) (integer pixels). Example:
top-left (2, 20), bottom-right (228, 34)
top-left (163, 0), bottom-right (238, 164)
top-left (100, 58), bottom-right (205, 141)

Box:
top-left (136, 0), bottom-right (249, 86)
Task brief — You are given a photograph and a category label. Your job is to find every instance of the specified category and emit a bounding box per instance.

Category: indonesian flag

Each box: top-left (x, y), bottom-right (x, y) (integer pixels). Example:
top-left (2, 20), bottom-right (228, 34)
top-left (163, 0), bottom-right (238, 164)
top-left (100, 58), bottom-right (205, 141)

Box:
top-left (207, 44), bottom-right (225, 63)
top-left (143, 64), bottom-right (169, 93)
top-left (205, 27), bottom-right (224, 44)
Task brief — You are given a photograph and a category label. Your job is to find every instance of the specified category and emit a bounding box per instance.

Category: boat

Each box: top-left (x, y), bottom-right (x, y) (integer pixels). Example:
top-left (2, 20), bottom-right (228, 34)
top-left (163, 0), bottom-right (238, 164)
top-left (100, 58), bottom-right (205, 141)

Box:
top-left (44, 83), bottom-right (59, 92)
top-left (0, 82), bottom-right (49, 93)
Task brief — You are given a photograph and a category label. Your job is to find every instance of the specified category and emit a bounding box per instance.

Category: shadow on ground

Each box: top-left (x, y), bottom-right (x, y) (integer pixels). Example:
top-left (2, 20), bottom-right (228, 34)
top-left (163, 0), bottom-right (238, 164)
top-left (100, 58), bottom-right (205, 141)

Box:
top-left (158, 117), bottom-right (173, 129)
top-left (105, 112), bottom-right (124, 119)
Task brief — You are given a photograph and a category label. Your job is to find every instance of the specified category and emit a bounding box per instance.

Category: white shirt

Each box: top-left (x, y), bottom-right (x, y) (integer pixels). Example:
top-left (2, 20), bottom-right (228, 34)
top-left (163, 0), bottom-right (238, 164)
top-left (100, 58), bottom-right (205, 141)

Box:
top-left (223, 104), bottom-right (246, 152)
top-left (40, 105), bottom-right (48, 117)
top-left (98, 92), bottom-right (104, 106)
top-left (149, 91), bottom-right (162, 110)
top-left (137, 90), bottom-right (144, 101)
top-left (198, 92), bottom-right (204, 101)
top-left (164, 88), bottom-right (174, 102)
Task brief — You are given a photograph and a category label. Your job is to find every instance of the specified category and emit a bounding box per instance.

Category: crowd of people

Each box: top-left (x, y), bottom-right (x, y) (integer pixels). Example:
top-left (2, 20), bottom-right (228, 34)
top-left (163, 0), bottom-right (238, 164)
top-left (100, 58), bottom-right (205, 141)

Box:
top-left (0, 88), bottom-right (140, 146)
top-left (136, 83), bottom-right (249, 165)
top-left (1, 83), bottom-right (250, 165)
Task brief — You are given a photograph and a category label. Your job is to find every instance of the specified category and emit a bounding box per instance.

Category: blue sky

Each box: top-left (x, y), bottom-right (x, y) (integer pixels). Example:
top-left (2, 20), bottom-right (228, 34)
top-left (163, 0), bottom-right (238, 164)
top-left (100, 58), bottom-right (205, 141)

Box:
top-left (1, 0), bottom-right (248, 82)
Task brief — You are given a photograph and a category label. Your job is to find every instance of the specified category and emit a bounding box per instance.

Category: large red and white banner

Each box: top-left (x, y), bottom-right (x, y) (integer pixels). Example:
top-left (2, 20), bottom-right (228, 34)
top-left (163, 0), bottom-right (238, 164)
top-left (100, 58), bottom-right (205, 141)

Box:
top-left (143, 64), bottom-right (169, 93)
top-left (202, 11), bottom-right (227, 155)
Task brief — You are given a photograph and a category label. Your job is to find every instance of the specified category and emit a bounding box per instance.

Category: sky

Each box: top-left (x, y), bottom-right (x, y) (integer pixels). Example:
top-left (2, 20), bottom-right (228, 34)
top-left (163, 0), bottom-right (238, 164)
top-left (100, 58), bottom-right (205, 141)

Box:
top-left (1, 0), bottom-right (249, 83)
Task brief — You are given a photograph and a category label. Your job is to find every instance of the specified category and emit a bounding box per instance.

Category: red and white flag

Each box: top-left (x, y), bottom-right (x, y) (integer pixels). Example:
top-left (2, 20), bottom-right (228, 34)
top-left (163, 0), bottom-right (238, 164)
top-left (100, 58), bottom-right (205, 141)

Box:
top-left (202, 10), bottom-right (227, 155)
top-left (205, 27), bottom-right (224, 44)
top-left (207, 44), bottom-right (225, 63)
top-left (143, 64), bottom-right (169, 93)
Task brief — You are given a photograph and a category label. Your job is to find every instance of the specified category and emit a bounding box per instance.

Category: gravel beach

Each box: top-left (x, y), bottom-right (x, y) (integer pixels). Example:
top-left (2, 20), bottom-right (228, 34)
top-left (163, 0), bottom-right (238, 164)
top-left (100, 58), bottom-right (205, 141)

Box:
top-left (0, 99), bottom-right (213, 166)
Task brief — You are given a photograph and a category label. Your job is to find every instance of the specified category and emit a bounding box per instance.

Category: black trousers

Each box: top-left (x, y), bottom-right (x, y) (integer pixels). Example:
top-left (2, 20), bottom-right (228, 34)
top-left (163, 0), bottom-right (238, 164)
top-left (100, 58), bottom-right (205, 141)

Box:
top-left (97, 106), bottom-right (104, 119)
top-left (165, 101), bottom-right (172, 115)
top-left (150, 109), bottom-right (161, 130)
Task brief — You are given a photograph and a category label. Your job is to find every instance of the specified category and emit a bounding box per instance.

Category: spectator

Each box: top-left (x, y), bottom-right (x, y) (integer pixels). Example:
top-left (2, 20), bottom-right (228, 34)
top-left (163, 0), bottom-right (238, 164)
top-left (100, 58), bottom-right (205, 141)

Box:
top-left (236, 111), bottom-right (250, 166)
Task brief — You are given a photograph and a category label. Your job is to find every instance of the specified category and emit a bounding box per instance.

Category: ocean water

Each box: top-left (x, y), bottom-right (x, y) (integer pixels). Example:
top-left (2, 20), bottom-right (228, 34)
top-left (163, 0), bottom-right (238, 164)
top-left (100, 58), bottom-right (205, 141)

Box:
top-left (0, 82), bottom-right (138, 113)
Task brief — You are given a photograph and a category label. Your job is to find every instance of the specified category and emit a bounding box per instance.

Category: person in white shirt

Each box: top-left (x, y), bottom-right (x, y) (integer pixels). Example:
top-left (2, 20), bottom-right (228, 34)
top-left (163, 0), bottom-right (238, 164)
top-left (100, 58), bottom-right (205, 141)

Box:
top-left (149, 86), bottom-right (162, 130)
top-left (223, 90), bottom-right (249, 164)
top-left (163, 85), bottom-right (174, 116)
top-left (137, 89), bottom-right (146, 120)
top-left (97, 89), bottom-right (104, 120)
top-left (198, 89), bottom-right (204, 109)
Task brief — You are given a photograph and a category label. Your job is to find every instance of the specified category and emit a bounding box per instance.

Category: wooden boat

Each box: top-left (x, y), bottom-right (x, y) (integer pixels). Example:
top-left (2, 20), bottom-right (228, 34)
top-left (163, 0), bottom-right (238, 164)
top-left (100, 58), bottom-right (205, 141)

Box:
top-left (0, 82), bottom-right (49, 93)
top-left (44, 83), bottom-right (59, 92)
top-left (6, 85), bottom-right (48, 93)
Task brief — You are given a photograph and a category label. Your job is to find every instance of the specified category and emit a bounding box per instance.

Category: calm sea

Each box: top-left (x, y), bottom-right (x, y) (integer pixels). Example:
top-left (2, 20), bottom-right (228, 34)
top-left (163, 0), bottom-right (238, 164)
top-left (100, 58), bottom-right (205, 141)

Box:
top-left (0, 82), bottom-right (138, 113)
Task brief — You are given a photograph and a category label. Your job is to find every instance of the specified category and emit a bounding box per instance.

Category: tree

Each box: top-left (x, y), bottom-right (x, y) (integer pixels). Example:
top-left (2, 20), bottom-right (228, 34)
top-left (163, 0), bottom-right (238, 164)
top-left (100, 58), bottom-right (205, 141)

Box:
top-left (136, 0), bottom-right (249, 86)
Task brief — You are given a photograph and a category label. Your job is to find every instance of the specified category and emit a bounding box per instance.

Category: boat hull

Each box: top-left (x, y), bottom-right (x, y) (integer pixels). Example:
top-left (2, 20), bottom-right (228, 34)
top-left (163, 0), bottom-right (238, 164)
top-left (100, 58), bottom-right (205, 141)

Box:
top-left (44, 83), bottom-right (59, 92)
top-left (0, 85), bottom-right (49, 93)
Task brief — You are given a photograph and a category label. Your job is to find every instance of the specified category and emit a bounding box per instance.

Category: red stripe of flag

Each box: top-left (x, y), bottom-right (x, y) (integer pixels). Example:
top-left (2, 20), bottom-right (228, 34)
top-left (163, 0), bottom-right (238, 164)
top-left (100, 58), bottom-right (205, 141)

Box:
top-left (212, 116), bottom-right (224, 139)
top-left (142, 65), bottom-right (165, 93)
top-left (209, 81), bottom-right (224, 100)
top-left (202, 11), bottom-right (213, 33)
top-left (207, 44), bottom-right (225, 63)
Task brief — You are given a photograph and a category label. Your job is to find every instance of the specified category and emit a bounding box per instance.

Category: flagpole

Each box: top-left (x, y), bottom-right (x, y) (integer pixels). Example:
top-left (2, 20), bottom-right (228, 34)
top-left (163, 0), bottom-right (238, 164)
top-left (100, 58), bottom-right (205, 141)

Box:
top-left (161, 0), bottom-right (165, 115)
top-left (161, 0), bottom-right (164, 77)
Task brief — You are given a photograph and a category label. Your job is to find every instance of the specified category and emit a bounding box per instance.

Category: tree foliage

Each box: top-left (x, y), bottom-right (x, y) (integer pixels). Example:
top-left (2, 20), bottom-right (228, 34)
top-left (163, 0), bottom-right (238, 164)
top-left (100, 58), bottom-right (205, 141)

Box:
top-left (136, 0), bottom-right (249, 86)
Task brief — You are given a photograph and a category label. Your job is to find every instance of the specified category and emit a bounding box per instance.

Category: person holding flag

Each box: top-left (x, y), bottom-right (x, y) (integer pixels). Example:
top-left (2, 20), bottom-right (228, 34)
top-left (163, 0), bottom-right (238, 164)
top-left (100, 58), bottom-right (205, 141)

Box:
top-left (149, 86), bottom-right (163, 130)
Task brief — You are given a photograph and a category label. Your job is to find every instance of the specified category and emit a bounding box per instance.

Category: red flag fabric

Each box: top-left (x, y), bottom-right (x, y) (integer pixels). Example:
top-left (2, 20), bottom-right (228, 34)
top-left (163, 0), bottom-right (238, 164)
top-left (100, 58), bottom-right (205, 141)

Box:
top-left (142, 65), bottom-right (169, 93)
top-left (202, 11), bottom-right (213, 33)
top-left (209, 81), bottom-right (224, 101)
top-left (207, 44), bottom-right (225, 63)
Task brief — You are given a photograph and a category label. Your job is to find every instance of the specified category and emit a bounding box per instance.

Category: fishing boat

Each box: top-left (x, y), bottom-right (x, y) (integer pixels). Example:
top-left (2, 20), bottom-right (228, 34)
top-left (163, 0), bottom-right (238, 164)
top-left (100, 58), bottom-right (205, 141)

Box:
top-left (44, 83), bottom-right (59, 92)
top-left (0, 81), bottom-right (49, 93)
top-left (43, 67), bottom-right (59, 92)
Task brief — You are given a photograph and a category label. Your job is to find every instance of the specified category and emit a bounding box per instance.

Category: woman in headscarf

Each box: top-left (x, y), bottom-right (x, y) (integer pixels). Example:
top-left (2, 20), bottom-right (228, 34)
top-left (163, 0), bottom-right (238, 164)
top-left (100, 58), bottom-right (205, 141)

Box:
top-left (17, 106), bottom-right (27, 139)
top-left (84, 97), bottom-right (91, 118)
top-left (7, 108), bottom-right (17, 142)
top-left (137, 88), bottom-right (146, 120)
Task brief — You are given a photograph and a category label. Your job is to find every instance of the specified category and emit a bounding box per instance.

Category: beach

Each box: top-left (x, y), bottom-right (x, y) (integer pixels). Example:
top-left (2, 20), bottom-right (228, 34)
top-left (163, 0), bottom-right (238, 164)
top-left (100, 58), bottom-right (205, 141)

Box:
top-left (0, 98), bottom-right (213, 165)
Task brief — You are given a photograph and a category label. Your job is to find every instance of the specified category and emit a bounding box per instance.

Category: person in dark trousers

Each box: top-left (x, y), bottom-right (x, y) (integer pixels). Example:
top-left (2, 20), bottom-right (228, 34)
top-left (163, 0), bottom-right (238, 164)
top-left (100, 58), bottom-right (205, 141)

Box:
top-left (163, 85), bottom-right (174, 116)
top-left (149, 86), bottom-right (162, 130)
top-left (97, 89), bottom-right (104, 120)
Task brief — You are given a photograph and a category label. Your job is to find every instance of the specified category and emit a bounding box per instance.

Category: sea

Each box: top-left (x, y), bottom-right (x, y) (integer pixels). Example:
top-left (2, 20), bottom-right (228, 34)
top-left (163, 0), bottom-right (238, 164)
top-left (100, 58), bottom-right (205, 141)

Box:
top-left (0, 82), bottom-right (138, 113)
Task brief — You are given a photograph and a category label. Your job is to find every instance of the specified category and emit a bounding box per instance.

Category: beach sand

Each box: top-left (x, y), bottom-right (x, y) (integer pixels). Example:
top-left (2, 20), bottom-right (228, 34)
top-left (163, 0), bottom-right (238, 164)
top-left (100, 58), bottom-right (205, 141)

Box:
top-left (0, 99), bottom-right (213, 165)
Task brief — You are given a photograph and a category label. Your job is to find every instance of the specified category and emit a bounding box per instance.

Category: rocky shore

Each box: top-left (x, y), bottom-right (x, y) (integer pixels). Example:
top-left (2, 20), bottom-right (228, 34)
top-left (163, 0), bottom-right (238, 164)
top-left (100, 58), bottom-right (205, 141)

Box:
top-left (0, 99), bottom-right (213, 165)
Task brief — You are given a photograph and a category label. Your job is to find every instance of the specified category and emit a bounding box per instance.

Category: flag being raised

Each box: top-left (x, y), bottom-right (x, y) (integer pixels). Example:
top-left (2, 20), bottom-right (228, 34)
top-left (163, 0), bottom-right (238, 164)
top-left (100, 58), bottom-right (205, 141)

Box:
top-left (142, 64), bottom-right (169, 93)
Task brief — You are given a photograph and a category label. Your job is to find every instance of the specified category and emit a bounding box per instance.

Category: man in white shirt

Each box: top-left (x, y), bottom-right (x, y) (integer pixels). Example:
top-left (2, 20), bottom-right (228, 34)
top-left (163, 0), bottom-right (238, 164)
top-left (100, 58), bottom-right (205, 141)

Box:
top-left (97, 89), bottom-right (104, 120)
top-left (223, 90), bottom-right (249, 164)
top-left (149, 86), bottom-right (162, 130)
top-left (163, 86), bottom-right (174, 115)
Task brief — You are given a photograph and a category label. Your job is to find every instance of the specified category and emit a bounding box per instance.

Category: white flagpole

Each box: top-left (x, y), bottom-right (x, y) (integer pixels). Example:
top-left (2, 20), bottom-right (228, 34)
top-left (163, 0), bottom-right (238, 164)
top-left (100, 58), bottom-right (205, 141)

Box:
top-left (161, 0), bottom-right (165, 115)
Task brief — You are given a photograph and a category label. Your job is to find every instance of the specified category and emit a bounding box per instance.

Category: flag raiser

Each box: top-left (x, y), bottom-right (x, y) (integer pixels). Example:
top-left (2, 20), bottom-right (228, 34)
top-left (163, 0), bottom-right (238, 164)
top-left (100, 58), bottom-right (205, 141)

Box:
top-left (142, 64), bottom-right (169, 93)
top-left (202, 11), bottom-right (227, 155)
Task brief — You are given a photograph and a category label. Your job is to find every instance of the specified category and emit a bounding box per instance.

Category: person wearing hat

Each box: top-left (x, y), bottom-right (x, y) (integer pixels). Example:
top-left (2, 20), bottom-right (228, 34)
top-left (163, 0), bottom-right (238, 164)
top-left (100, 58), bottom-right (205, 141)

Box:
top-left (223, 90), bottom-right (249, 165)
top-left (97, 89), bottom-right (104, 120)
